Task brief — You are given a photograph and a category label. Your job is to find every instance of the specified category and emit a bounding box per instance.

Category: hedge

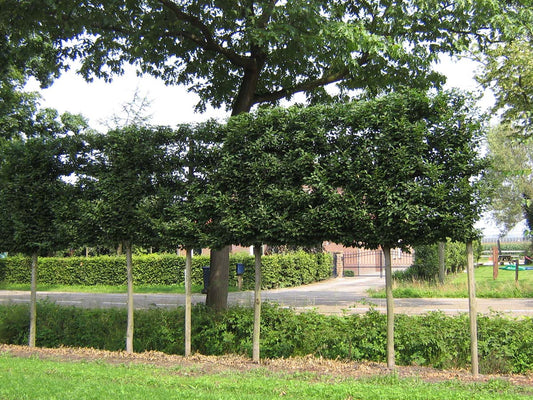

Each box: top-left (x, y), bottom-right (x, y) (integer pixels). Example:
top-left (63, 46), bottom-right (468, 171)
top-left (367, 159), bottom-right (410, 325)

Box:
top-left (0, 251), bottom-right (332, 289)
top-left (0, 302), bottom-right (531, 374)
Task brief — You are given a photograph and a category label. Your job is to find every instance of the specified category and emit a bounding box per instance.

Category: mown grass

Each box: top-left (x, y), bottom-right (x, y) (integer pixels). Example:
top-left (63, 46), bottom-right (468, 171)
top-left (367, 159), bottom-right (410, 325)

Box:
top-left (0, 354), bottom-right (531, 400)
top-left (369, 265), bottom-right (533, 298)
top-left (0, 282), bottom-right (242, 294)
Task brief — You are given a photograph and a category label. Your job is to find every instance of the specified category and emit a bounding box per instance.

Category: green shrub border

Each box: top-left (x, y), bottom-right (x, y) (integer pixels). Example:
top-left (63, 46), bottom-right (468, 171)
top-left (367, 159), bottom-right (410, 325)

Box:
top-left (0, 302), bottom-right (531, 374)
top-left (0, 251), bottom-right (332, 290)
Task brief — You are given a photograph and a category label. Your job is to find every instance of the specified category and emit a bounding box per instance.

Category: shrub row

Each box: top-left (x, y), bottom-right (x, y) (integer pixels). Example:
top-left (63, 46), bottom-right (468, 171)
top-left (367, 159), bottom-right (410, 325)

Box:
top-left (395, 241), bottom-right (483, 282)
top-left (0, 302), bottom-right (531, 374)
top-left (0, 251), bottom-right (332, 289)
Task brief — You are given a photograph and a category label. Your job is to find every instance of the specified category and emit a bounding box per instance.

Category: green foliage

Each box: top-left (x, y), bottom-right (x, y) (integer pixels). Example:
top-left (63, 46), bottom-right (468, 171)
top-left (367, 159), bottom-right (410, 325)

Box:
top-left (76, 125), bottom-right (184, 249)
top-left (397, 241), bottom-right (482, 282)
top-left (395, 244), bottom-right (439, 282)
top-left (477, 37), bottom-right (533, 139)
top-left (1, 303), bottom-right (532, 374)
top-left (484, 125), bottom-right (533, 233)
top-left (0, 252), bottom-right (331, 289)
top-left (0, 108), bottom-right (85, 257)
top-left (217, 107), bottom-right (330, 248)
top-left (2, 0), bottom-right (517, 114)
top-left (156, 121), bottom-right (226, 251)
top-left (216, 91), bottom-right (486, 252)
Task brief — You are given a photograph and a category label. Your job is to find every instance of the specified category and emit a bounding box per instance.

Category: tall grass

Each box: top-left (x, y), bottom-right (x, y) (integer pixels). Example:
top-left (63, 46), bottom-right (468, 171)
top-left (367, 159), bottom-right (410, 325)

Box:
top-left (369, 265), bottom-right (533, 298)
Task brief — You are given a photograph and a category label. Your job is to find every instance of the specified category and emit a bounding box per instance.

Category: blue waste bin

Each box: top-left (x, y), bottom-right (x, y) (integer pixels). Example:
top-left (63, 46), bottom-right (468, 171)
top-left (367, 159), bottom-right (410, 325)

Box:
top-left (201, 266), bottom-right (210, 294)
top-left (236, 263), bottom-right (245, 276)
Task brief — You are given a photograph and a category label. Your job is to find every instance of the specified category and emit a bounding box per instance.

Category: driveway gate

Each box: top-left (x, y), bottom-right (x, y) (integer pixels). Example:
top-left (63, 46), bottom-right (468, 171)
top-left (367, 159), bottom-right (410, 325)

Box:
top-left (342, 249), bottom-right (414, 277)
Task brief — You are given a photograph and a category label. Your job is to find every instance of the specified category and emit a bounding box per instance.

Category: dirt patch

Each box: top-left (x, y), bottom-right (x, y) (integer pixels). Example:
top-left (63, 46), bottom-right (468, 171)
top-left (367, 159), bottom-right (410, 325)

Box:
top-left (1, 344), bottom-right (532, 387)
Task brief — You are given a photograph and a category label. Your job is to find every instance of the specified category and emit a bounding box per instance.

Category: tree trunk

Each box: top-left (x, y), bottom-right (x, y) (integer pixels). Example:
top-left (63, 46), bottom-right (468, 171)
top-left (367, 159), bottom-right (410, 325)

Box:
top-left (383, 245), bottom-right (395, 369)
top-left (29, 252), bottom-right (38, 348)
top-left (125, 240), bottom-right (134, 353)
top-left (438, 241), bottom-right (446, 285)
top-left (252, 244), bottom-right (262, 363)
top-left (184, 248), bottom-right (192, 356)
top-left (206, 246), bottom-right (230, 311)
top-left (206, 66), bottom-right (262, 310)
top-left (466, 241), bottom-right (479, 376)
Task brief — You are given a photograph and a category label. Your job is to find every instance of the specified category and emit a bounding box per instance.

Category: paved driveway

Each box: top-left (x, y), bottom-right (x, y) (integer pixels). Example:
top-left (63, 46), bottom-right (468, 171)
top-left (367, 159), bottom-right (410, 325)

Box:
top-left (1, 277), bottom-right (532, 316)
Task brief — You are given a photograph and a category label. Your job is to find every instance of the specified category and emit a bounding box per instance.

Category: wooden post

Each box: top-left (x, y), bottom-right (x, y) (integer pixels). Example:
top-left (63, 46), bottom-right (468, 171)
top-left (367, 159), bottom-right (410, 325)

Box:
top-left (29, 253), bottom-right (38, 348)
top-left (492, 246), bottom-right (498, 280)
top-left (252, 244), bottom-right (262, 363)
top-left (184, 248), bottom-right (192, 356)
top-left (515, 258), bottom-right (520, 287)
top-left (438, 241), bottom-right (446, 285)
top-left (383, 245), bottom-right (395, 370)
top-left (125, 241), bottom-right (134, 354)
top-left (466, 241), bottom-right (479, 377)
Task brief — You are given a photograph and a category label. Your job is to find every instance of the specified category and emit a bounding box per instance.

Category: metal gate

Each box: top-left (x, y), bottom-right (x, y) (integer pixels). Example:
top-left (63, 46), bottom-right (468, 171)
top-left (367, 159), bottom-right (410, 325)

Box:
top-left (342, 249), bottom-right (414, 277)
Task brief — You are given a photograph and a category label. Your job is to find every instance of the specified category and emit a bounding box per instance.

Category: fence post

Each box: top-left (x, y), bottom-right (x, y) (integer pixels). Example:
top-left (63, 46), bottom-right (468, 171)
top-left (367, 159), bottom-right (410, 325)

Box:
top-left (379, 250), bottom-right (384, 278)
top-left (492, 246), bottom-right (498, 280)
top-left (334, 252), bottom-right (344, 278)
top-left (515, 258), bottom-right (520, 286)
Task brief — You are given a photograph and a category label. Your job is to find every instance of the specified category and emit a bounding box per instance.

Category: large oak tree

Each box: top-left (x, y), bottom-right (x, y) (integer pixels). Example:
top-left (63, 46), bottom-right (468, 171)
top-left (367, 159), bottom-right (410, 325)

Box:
top-left (2, 0), bottom-right (518, 308)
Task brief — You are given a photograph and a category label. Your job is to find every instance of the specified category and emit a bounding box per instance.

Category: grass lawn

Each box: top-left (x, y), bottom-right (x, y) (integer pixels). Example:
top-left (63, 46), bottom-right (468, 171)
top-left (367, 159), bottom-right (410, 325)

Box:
top-left (0, 354), bottom-right (531, 400)
top-left (0, 282), bottom-right (203, 294)
top-left (368, 265), bottom-right (533, 298)
top-left (0, 282), bottom-right (245, 294)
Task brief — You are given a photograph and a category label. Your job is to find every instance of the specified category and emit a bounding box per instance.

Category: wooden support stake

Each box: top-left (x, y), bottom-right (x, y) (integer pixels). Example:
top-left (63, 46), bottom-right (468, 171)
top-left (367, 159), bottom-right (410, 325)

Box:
top-left (466, 241), bottom-right (479, 377)
top-left (492, 246), bottom-right (498, 280)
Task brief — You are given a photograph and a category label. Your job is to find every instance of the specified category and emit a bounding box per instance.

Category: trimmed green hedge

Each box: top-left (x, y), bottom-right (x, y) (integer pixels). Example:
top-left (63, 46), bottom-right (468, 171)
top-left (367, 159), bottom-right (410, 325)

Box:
top-left (0, 251), bottom-right (332, 289)
top-left (0, 302), bottom-right (531, 374)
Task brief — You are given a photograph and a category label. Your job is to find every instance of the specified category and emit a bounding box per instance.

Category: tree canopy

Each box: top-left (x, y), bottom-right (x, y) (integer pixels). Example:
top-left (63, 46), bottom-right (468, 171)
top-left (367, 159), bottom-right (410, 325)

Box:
top-left (76, 125), bottom-right (181, 249)
top-left (475, 6), bottom-right (533, 138)
top-left (216, 90), bottom-right (486, 250)
top-left (0, 108), bottom-right (84, 256)
top-left (334, 90), bottom-right (486, 246)
top-left (1, 0), bottom-right (520, 115)
top-left (2, 0), bottom-right (512, 308)
top-left (484, 124), bottom-right (533, 234)
top-left (217, 106), bottom-right (331, 248)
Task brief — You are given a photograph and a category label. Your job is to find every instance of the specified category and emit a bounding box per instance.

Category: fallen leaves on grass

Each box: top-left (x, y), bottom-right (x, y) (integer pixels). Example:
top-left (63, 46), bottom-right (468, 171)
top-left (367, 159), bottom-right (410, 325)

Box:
top-left (1, 344), bottom-right (532, 387)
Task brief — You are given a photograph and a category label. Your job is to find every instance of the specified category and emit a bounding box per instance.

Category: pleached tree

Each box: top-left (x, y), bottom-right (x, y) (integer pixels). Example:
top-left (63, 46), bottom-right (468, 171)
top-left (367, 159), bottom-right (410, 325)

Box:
top-left (76, 125), bottom-right (180, 353)
top-left (322, 90), bottom-right (486, 369)
top-left (0, 107), bottom-right (85, 347)
top-left (154, 121), bottom-right (223, 354)
top-left (216, 107), bottom-right (330, 361)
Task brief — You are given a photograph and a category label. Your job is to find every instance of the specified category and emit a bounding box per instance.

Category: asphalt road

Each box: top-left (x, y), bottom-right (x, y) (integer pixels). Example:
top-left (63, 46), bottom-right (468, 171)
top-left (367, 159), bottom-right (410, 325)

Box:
top-left (1, 277), bottom-right (532, 316)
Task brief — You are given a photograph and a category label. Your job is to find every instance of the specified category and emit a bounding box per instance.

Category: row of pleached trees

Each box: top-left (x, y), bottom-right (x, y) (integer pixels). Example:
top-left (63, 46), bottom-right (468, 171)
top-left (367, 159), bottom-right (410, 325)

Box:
top-left (0, 89), bottom-right (486, 370)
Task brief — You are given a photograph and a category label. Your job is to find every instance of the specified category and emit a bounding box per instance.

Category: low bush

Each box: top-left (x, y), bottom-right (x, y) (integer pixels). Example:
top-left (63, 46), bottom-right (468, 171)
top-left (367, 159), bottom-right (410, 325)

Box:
top-left (395, 241), bottom-right (482, 282)
top-left (1, 302), bottom-right (531, 374)
top-left (0, 251), bottom-right (332, 290)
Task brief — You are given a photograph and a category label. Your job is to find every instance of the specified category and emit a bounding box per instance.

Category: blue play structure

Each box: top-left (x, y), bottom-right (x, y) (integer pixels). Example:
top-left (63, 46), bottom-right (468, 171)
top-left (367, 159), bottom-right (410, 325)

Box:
top-left (499, 265), bottom-right (533, 271)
